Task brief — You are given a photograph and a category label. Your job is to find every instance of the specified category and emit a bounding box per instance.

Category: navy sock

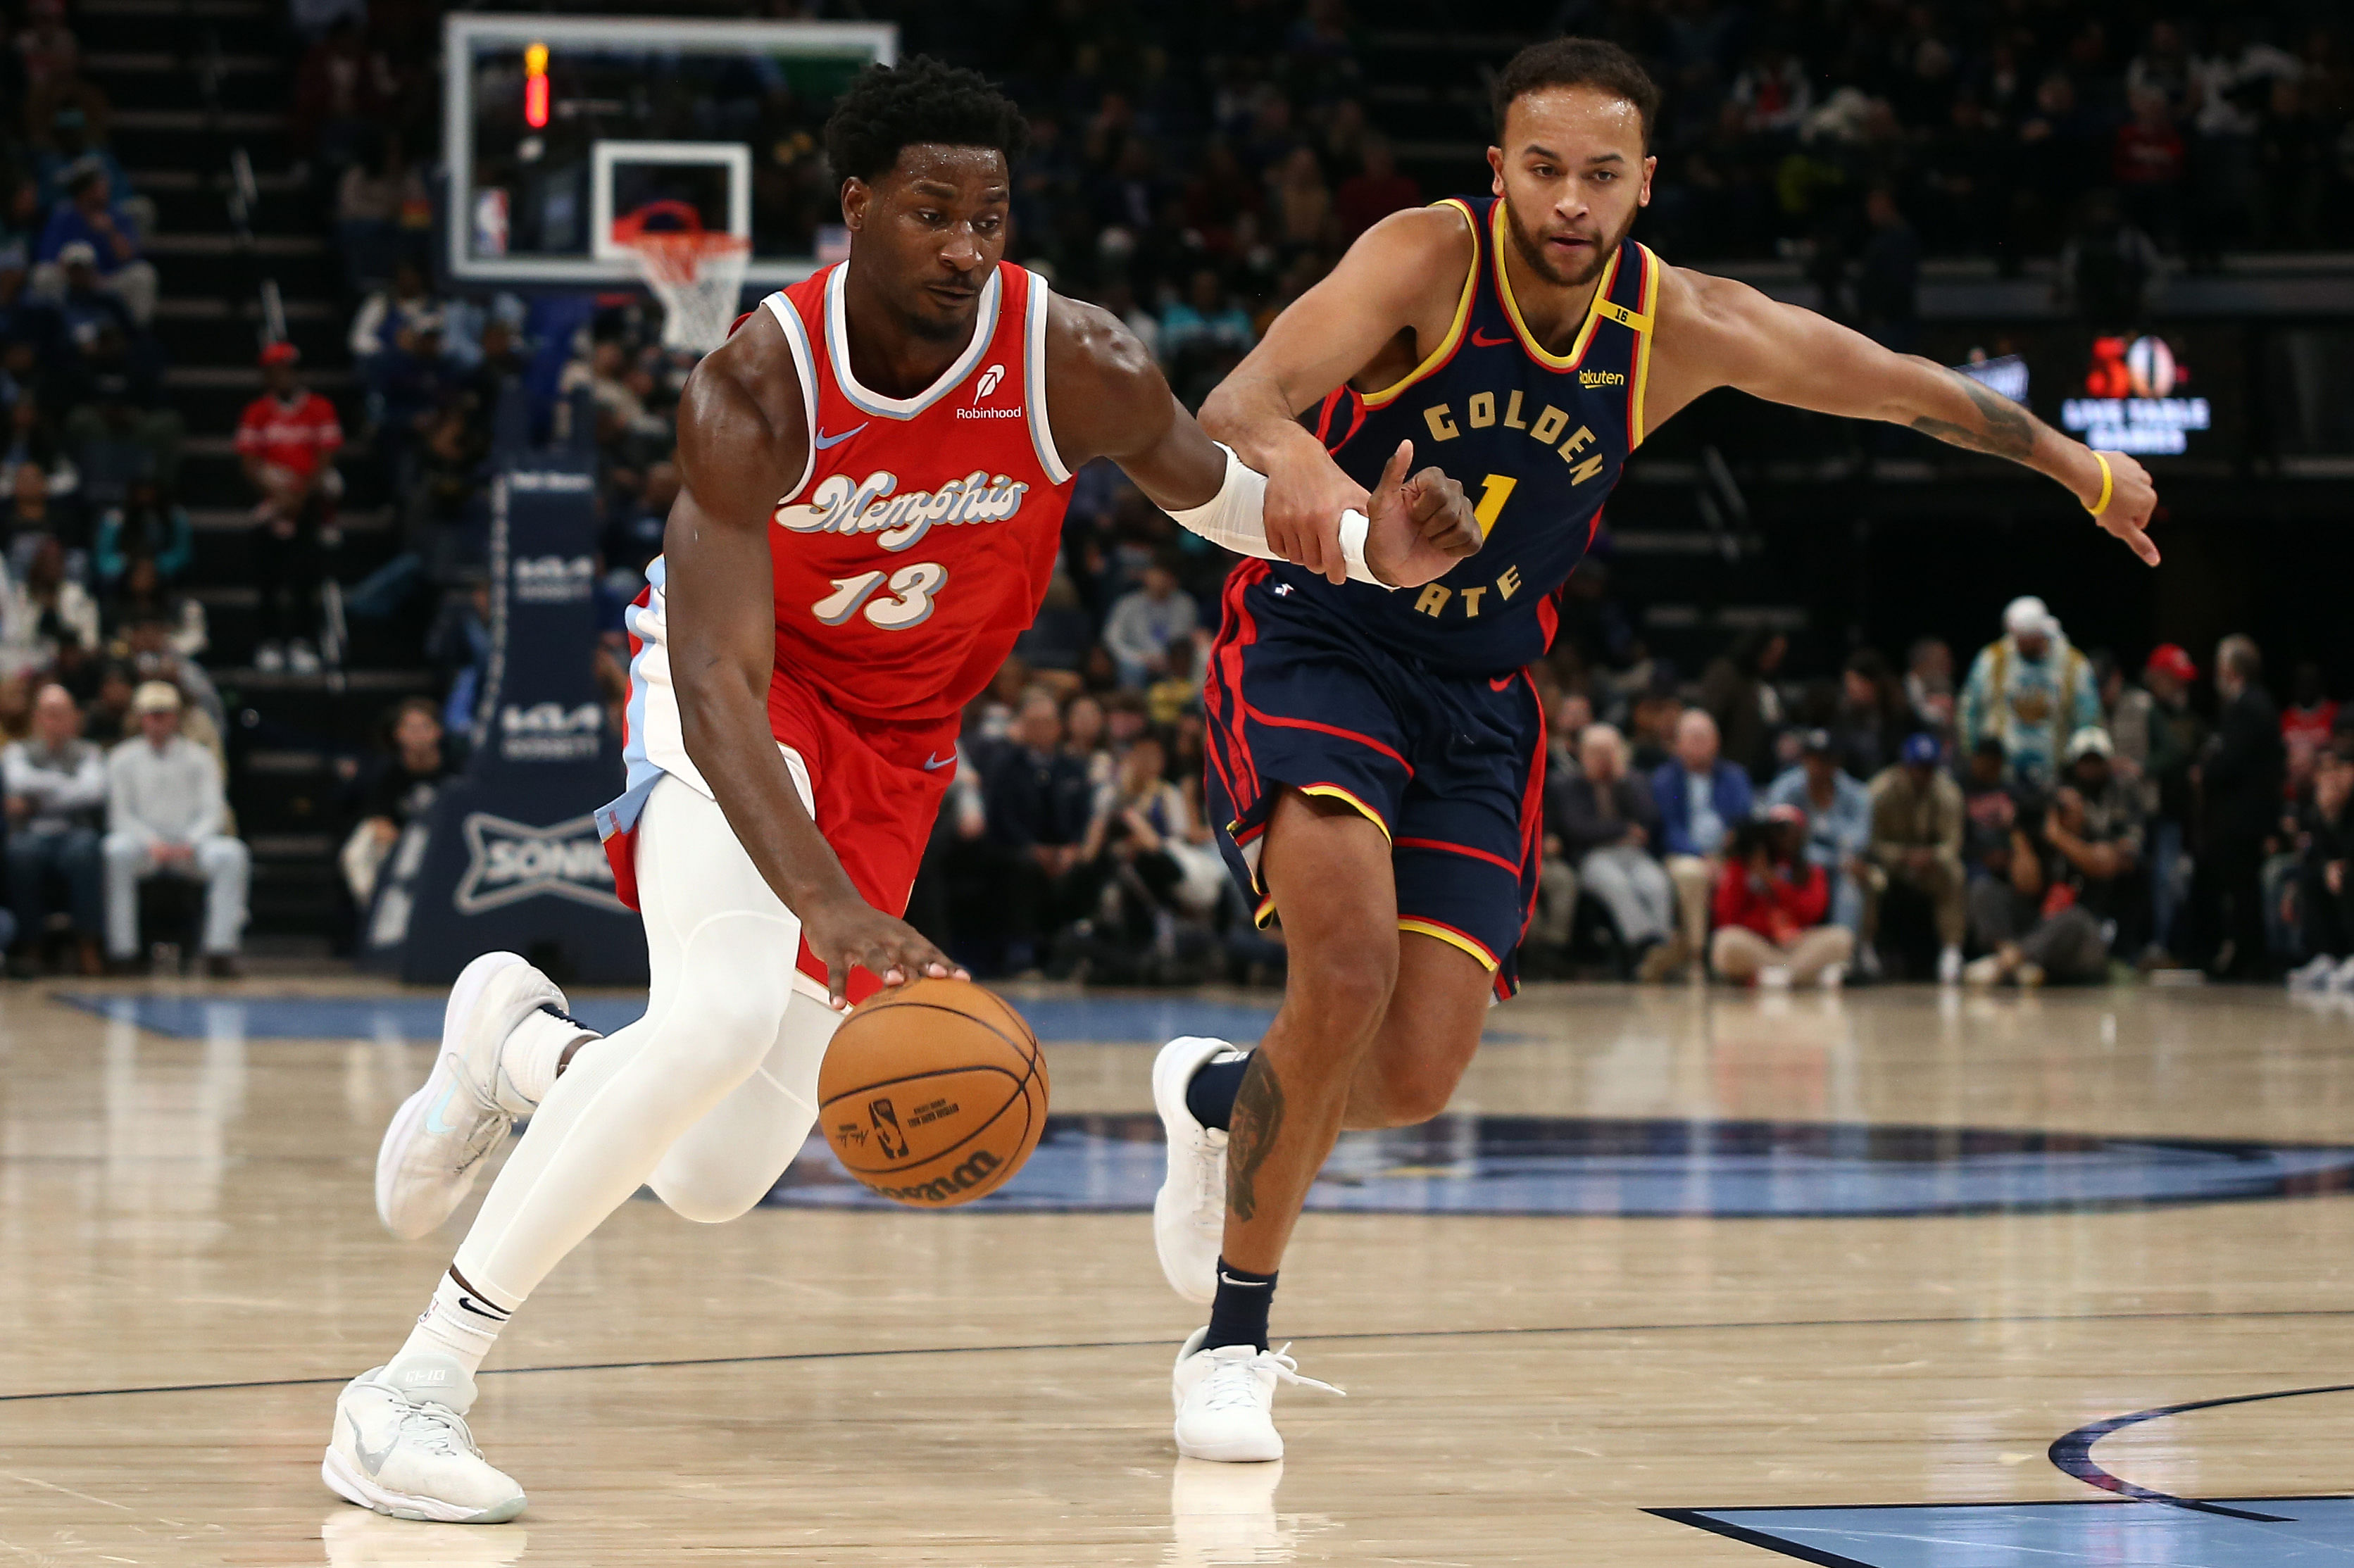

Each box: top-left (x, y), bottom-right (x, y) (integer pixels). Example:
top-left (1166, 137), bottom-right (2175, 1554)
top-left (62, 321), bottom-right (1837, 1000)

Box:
top-left (1201, 1258), bottom-right (1277, 1353)
top-left (1186, 1052), bottom-right (1251, 1132)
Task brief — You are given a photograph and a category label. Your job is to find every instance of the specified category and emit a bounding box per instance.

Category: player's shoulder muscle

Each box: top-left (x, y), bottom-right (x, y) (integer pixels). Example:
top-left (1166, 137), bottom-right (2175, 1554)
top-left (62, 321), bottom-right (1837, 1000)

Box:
top-left (1315, 201), bottom-right (1477, 322)
top-left (1042, 289), bottom-right (1178, 465)
top-left (675, 306), bottom-right (808, 525)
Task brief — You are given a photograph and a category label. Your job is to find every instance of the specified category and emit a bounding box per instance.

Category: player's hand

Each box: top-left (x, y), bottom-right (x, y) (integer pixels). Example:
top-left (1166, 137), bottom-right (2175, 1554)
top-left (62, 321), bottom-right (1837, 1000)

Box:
top-left (801, 896), bottom-right (968, 1011)
top-left (2085, 449), bottom-right (2160, 566)
top-left (1363, 439), bottom-right (1481, 588)
top-left (1263, 434), bottom-right (1370, 586)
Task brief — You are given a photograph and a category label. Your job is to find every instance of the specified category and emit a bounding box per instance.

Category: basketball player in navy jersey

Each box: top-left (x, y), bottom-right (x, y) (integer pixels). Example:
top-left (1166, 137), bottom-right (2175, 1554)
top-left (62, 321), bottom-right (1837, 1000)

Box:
top-left (1151, 37), bottom-right (2162, 1461)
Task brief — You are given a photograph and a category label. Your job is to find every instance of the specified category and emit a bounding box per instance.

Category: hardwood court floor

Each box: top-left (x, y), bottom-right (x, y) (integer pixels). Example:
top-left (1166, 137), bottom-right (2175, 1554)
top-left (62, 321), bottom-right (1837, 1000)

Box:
top-left (6, 979), bottom-right (2354, 1565)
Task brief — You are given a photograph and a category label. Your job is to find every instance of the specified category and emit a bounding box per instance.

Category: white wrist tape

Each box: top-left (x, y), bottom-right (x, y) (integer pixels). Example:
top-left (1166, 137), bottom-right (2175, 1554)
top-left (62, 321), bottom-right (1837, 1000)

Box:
top-left (1165, 444), bottom-right (1394, 589)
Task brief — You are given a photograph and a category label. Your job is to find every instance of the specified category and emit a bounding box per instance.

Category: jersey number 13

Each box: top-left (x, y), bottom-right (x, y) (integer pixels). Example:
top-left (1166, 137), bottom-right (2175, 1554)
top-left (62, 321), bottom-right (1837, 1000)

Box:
top-left (811, 562), bottom-right (949, 630)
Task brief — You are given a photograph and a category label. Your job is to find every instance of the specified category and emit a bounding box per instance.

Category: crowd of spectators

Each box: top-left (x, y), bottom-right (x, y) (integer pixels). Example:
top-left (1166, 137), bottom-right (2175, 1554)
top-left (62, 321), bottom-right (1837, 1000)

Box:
top-left (0, 0), bottom-right (258, 974)
top-left (260, 1), bottom-right (2354, 981)
top-left (1510, 597), bottom-right (2354, 991)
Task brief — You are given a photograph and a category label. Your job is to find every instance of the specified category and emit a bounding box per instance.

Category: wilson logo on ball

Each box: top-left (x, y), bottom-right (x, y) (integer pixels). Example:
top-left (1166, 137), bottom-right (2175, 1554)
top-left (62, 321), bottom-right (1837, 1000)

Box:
top-left (872, 1149), bottom-right (1000, 1205)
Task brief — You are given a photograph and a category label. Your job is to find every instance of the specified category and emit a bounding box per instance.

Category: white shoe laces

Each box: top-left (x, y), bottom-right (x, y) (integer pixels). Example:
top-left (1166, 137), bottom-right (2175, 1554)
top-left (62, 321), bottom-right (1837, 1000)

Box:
top-left (1198, 1344), bottom-right (1345, 1413)
top-left (396, 1400), bottom-right (482, 1459)
top-left (437, 1055), bottom-right (513, 1177)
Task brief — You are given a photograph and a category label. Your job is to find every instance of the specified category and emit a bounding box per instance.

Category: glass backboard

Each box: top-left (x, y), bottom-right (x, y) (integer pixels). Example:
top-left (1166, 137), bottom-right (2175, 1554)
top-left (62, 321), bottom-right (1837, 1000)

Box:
top-left (442, 14), bottom-right (897, 288)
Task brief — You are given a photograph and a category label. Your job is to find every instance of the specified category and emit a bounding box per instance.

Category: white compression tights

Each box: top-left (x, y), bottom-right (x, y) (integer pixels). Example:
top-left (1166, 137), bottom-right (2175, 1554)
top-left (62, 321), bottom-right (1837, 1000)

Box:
top-left (451, 774), bottom-right (839, 1308)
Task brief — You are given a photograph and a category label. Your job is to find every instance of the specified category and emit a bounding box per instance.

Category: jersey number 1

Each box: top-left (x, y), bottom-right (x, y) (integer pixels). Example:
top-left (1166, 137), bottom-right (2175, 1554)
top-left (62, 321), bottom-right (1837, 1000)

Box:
top-left (1473, 475), bottom-right (1517, 539)
top-left (812, 562), bottom-right (948, 629)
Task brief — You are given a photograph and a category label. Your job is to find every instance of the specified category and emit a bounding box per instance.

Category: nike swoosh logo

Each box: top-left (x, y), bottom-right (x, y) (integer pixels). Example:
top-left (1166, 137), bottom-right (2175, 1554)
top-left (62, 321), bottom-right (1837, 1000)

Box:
top-left (346, 1412), bottom-right (395, 1479)
top-left (1470, 328), bottom-right (1515, 348)
top-left (813, 422), bottom-right (868, 450)
top-left (922, 751), bottom-right (957, 771)
top-left (1489, 675), bottom-right (1516, 691)
top-left (457, 1294), bottom-right (508, 1322)
top-left (1217, 1272), bottom-right (1272, 1289)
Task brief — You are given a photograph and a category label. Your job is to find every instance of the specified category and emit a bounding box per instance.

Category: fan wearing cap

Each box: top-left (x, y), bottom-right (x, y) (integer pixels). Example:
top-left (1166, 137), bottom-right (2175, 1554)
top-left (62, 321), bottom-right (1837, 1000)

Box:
top-left (31, 157), bottom-right (156, 325)
top-left (235, 342), bottom-right (344, 675)
top-left (1764, 727), bottom-right (1882, 972)
top-left (1709, 803), bottom-right (1854, 988)
top-left (1958, 595), bottom-right (2103, 789)
top-left (99, 681), bottom-right (249, 977)
top-left (1962, 725), bottom-right (2139, 987)
top-left (2110, 644), bottom-right (2205, 962)
top-left (1867, 731), bottom-right (1969, 983)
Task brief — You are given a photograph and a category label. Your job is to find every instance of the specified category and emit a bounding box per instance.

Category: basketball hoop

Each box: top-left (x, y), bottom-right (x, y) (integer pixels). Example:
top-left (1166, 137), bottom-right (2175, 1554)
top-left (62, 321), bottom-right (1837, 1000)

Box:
top-left (614, 200), bottom-right (751, 356)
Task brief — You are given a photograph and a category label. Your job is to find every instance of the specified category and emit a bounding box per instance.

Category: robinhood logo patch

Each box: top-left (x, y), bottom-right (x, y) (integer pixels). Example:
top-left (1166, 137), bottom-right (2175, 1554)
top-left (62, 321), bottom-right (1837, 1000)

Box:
top-left (454, 813), bottom-right (626, 915)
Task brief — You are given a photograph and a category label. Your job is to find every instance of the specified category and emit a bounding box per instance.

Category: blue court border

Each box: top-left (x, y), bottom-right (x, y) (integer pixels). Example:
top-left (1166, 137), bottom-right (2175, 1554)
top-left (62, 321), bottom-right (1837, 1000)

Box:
top-left (1653, 1382), bottom-right (2354, 1562)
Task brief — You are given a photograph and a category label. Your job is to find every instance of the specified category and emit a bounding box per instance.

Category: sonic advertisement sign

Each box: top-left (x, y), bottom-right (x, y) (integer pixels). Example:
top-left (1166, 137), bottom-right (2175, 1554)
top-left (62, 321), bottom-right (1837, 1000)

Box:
top-left (2060, 334), bottom-right (2210, 456)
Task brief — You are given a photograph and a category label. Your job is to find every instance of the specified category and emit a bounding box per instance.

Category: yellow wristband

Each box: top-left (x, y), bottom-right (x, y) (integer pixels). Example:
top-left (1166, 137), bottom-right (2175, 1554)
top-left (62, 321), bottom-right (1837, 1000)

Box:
top-left (2084, 450), bottom-right (2113, 518)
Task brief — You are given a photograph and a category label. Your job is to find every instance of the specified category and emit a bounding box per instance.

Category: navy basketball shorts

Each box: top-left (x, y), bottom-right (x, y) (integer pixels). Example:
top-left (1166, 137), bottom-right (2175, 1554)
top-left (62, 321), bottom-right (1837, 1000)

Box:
top-left (1201, 560), bottom-right (1546, 1000)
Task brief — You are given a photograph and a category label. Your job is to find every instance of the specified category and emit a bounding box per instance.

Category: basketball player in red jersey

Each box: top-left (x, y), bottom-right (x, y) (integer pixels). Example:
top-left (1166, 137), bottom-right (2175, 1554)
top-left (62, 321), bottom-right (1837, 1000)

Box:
top-left (1148, 39), bottom-right (2163, 1462)
top-left (326, 60), bottom-right (1477, 1523)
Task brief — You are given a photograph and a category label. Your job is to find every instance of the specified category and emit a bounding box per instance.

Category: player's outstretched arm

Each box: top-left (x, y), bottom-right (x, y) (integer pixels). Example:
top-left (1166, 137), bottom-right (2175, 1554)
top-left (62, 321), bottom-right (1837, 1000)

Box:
top-left (1199, 206), bottom-right (1482, 579)
top-left (1044, 293), bottom-right (1477, 587)
top-left (666, 315), bottom-right (964, 1007)
top-left (1648, 266), bottom-right (2160, 566)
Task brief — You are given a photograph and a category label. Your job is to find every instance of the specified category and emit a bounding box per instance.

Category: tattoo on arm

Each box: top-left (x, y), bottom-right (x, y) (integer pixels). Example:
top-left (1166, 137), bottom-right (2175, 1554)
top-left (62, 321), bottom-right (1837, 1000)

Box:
top-left (1225, 1053), bottom-right (1286, 1223)
top-left (1910, 369), bottom-right (2036, 460)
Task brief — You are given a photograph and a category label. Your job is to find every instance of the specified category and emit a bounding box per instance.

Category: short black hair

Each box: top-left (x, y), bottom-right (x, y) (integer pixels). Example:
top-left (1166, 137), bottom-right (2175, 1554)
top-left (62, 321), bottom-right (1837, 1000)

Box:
top-left (1491, 37), bottom-right (1663, 149)
top-left (822, 56), bottom-right (1029, 186)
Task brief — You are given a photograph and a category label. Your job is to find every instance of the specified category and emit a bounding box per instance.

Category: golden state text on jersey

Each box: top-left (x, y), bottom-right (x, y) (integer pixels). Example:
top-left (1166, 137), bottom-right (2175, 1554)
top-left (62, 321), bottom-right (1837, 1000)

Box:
top-left (1286, 195), bottom-right (1658, 674)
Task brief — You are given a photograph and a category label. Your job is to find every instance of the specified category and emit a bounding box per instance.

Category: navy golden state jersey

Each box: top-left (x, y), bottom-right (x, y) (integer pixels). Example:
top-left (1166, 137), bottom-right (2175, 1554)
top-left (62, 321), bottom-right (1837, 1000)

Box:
top-left (1279, 195), bottom-right (1659, 675)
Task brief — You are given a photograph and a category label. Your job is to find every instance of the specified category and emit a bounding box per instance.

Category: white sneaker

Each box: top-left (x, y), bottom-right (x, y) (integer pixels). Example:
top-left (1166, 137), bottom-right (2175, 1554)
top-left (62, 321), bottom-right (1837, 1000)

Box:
top-left (376, 953), bottom-right (568, 1240)
top-left (1938, 944), bottom-right (1964, 985)
top-left (1153, 1036), bottom-right (1239, 1305)
top-left (1816, 962), bottom-right (1846, 990)
top-left (323, 1354), bottom-right (525, 1524)
top-left (2329, 956), bottom-right (2354, 995)
top-left (255, 641), bottom-right (286, 673)
top-left (2288, 954), bottom-right (2337, 991)
top-left (1962, 954), bottom-right (2003, 986)
top-left (289, 639), bottom-right (323, 675)
top-left (1171, 1326), bottom-right (1342, 1463)
top-left (1757, 965), bottom-right (1793, 990)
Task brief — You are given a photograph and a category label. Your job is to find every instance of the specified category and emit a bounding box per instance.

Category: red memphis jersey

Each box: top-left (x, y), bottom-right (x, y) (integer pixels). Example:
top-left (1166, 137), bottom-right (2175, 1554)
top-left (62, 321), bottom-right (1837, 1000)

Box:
top-left (234, 389), bottom-right (344, 477)
top-left (757, 261), bottom-right (1073, 723)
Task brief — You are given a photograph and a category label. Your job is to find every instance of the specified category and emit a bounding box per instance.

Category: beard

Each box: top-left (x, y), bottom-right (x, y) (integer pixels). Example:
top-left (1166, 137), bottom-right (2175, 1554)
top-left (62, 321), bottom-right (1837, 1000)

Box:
top-left (1501, 198), bottom-right (1634, 289)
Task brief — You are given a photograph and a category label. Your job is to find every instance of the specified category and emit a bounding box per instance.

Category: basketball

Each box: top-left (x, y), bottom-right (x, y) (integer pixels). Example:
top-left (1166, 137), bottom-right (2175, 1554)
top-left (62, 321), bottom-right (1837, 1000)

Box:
top-left (817, 978), bottom-right (1048, 1208)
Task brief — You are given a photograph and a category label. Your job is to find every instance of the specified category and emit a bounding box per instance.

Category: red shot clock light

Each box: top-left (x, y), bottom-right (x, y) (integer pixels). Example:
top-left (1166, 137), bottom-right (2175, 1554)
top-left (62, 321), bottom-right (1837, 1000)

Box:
top-left (524, 42), bottom-right (549, 129)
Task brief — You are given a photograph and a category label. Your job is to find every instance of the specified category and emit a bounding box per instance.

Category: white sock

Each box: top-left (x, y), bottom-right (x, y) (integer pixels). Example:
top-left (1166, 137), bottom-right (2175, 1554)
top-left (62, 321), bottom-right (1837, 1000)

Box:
top-left (394, 1269), bottom-right (515, 1379)
top-left (499, 1005), bottom-right (600, 1108)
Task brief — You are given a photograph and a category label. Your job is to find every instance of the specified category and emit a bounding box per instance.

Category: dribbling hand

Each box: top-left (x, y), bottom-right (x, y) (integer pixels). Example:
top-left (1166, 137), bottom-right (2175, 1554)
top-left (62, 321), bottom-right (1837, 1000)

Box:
top-left (802, 896), bottom-right (970, 1011)
top-left (2087, 449), bottom-right (2160, 566)
top-left (1363, 439), bottom-right (1481, 587)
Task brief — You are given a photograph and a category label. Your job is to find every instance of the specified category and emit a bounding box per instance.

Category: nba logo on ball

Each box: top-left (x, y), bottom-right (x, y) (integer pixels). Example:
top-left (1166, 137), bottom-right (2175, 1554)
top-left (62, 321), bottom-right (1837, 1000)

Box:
top-left (818, 979), bottom-right (1048, 1208)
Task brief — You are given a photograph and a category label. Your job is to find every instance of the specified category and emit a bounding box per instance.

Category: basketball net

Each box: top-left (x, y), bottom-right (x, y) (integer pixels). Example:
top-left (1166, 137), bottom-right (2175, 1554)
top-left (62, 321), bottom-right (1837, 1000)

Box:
top-left (615, 201), bottom-right (751, 356)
